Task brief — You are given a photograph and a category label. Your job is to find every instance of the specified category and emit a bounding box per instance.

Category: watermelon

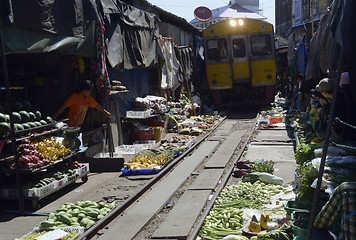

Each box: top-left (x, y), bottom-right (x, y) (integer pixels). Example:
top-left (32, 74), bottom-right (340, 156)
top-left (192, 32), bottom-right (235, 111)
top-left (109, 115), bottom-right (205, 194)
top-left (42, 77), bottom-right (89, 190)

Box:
top-left (46, 116), bottom-right (53, 124)
top-left (0, 122), bottom-right (10, 133)
top-left (12, 101), bottom-right (23, 112)
top-left (11, 112), bottom-right (22, 123)
top-left (21, 100), bottom-right (31, 111)
top-left (19, 111), bottom-right (30, 123)
top-left (0, 113), bottom-right (6, 122)
top-left (32, 110), bottom-right (41, 121)
top-left (4, 114), bottom-right (9, 122)
top-left (27, 122), bottom-right (36, 128)
top-left (21, 123), bottom-right (30, 129)
top-left (15, 123), bottom-right (24, 131)
top-left (34, 121), bottom-right (42, 127)
top-left (40, 120), bottom-right (47, 126)
top-left (29, 112), bottom-right (36, 122)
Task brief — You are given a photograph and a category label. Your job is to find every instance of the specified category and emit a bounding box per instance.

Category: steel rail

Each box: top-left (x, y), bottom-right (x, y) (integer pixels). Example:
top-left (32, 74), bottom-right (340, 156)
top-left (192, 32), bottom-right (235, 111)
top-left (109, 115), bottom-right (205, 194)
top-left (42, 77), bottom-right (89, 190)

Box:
top-left (79, 117), bottom-right (226, 240)
top-left (187, 117), bottom-right (257, 240)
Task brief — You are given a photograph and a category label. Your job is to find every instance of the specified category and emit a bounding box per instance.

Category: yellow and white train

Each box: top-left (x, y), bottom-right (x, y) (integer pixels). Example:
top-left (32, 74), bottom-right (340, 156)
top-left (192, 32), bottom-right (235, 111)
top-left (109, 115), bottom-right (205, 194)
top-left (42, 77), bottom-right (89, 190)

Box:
top-left (203, 18), bottom-right (276, 107)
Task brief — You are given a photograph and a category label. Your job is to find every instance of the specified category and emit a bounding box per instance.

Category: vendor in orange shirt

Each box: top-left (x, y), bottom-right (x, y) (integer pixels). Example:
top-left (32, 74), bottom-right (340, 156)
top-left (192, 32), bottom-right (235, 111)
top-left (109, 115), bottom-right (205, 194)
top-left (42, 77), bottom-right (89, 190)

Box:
top-left (53, 80), bottom-right (110, 127)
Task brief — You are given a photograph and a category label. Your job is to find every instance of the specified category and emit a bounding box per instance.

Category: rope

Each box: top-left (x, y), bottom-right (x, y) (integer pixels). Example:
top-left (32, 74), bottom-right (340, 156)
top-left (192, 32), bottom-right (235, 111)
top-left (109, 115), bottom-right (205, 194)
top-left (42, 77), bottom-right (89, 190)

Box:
top-left (334, 117), bottom-right (356, 130)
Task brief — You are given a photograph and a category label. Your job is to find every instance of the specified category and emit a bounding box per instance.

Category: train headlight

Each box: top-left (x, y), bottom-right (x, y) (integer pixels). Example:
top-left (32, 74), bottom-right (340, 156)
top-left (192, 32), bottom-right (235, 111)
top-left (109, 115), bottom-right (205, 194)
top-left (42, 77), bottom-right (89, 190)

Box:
top-left (238, 19), bottom-right (244, 26)
top-left (229, 19), bottom-right (237, 27)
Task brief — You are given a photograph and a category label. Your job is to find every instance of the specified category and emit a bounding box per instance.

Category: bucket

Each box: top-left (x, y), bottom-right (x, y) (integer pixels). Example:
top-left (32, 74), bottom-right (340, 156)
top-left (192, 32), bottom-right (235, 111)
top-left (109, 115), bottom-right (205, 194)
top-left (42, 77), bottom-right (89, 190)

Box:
top-left (132, 128), bottom-right (153, 141)
top-left (152, 126), bottom-right (163, 142)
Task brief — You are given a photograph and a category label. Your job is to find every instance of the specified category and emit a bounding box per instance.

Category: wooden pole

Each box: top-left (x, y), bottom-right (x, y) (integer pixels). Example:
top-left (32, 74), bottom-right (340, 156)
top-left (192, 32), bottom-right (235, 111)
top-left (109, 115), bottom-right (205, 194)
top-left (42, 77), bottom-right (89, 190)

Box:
top-left (0, 22), bottom-right (25, 215)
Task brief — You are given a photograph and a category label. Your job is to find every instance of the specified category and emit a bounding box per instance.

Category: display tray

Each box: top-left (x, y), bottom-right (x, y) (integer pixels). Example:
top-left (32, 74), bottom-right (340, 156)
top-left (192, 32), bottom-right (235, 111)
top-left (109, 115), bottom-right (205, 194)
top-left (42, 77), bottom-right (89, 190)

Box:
top-left (17, 227), bottom-right (83, 240)
top-left (10, 151), bottom-right (77, 173)
top-left (121, 166), bottom-right (160, 176)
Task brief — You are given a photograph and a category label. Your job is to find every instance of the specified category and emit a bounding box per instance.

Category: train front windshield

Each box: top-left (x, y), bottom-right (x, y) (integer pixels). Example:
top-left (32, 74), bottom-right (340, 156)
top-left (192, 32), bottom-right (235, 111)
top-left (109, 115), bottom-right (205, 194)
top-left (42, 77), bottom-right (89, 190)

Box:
top-left (207, 39), bottom-right (228, 60)
top-left (250, 34), bottom-right (272, 56)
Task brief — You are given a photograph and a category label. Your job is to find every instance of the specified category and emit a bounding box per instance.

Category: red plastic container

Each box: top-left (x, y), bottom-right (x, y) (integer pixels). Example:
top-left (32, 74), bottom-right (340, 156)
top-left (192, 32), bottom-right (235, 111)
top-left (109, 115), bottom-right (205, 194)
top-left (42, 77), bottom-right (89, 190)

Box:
top-left (147, 121), bottom-right (165, 127)
top-left (132, 128), bottom-right (154, 141)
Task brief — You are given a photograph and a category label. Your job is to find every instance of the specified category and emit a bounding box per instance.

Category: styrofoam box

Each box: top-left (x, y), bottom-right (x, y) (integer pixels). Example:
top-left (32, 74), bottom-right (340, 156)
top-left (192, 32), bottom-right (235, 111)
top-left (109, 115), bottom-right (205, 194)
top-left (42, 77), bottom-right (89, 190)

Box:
top-left (133, 140), bottom-right (157, 150)
top-left (28, 181), bottom-right (57, 198)
top-left (115, 145), bottom-right (144, 155)
top-left (126, 110), bottom-right (151, 118)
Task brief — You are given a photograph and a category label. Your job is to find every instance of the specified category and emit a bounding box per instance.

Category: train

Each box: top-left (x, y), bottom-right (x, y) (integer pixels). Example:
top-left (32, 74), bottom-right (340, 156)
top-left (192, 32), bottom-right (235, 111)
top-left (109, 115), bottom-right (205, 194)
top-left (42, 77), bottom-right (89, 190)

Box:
top-left (202, 18), bottom-right (276, 108)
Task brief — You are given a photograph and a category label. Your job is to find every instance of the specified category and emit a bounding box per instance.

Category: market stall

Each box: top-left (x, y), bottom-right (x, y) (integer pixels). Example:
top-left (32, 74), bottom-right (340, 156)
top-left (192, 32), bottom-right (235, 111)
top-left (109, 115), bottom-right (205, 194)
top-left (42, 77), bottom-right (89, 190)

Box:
top-left (116, 93), bottom-right (223, 176)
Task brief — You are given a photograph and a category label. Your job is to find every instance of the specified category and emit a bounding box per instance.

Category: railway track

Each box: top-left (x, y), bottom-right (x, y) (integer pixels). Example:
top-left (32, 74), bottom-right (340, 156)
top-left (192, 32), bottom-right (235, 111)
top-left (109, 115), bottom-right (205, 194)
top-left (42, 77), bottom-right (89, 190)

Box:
top-left (80, 111), bottom-right (258, 240)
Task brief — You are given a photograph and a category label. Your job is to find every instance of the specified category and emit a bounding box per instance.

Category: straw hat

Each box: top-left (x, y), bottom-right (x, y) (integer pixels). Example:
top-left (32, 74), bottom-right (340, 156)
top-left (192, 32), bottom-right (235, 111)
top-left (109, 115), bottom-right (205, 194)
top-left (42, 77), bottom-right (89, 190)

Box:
top-left (316, 78), bottom-right (337, 93)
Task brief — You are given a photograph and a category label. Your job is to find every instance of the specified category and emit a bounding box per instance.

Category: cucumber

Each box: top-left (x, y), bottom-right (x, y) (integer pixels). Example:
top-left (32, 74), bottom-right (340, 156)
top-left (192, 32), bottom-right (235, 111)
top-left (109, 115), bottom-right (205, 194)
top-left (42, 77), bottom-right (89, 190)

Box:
top-left (107, 202), bottom-right (115, 209)
top-left (57, 213), bottom-right (72, 225)
top-left (80, 217), bottom-right (90, 227)
top-left (39, 220), bottom-right (55, 228)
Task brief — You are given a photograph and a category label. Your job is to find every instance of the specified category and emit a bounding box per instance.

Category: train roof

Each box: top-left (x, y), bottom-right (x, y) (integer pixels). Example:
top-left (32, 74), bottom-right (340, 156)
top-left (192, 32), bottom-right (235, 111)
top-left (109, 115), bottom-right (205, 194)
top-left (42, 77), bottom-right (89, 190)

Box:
top-left (203, 18), bottom-right (273, 37)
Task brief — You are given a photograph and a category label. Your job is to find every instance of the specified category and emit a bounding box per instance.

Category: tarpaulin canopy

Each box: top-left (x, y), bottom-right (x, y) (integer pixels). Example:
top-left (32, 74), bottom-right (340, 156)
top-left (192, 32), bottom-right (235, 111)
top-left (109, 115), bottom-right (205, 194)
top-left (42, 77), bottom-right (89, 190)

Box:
top-left (305, 0), bottom-right (356, 99)
top-left (101, 0), bottom-right (158, 70)
top-left (0, 0), bottom-right (99, 57)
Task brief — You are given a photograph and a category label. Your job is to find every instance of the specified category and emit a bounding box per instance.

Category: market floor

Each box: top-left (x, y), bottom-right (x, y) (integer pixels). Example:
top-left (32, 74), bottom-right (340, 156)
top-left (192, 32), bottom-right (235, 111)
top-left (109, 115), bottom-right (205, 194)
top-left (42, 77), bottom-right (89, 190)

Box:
top-left (0, 172), bottom-right (140, 240)
top-left (242, 124), bottom-right (296, 184)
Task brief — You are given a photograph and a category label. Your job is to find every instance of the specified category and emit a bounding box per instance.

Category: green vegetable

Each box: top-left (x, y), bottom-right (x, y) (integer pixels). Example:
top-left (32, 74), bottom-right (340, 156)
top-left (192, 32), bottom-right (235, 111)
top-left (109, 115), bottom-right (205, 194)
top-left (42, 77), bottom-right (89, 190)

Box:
top-left (251, 160), bottom-right (274, 173)
top-left (295, 143), bottom-right (324, 165)
top-left (259, 173), bottom-right (283, 185)
top-left (199, 181), bottom-right (289, 239)
top-left (295, 164), bottom-right (319, 203)
top-left (256, 223), bottom-right (293, 240)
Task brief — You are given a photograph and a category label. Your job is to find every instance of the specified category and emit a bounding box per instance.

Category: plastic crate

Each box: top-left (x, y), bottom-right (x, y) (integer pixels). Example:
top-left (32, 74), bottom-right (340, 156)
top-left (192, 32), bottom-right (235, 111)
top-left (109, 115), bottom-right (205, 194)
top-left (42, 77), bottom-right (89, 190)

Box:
top-left (126, 110), bottom-right (151, 118)
top-left (132, 128), bottom-right (153, 141)
top-left (291, 211), bottom-right (311, 221)
top-left (292, 219), bottom-right (341, 238)
top-left (121, 166), bottom-right (160, 176)
top-left (270, 116), bottom-right (283, 124)
top-left (292, 219), bottom-right (309, 238)
top-left (284, 200), bottom-right (311, 215)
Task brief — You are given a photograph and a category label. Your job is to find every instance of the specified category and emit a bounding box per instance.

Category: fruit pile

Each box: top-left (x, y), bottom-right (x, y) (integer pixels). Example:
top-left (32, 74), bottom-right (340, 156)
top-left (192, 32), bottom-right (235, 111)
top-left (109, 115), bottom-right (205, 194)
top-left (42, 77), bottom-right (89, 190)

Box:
top-left (31, 137), bottom-right (71, 162)
top-left (14, 138), bottom-right (71, 170)
top-left (38, 200), bottom-right (116, 229)
top-left (0, 100), bottom-right (54, 135)
top-left (125, 153), bottom-right (168, 170)
top-left (248, 214), bottom-right (271, 233)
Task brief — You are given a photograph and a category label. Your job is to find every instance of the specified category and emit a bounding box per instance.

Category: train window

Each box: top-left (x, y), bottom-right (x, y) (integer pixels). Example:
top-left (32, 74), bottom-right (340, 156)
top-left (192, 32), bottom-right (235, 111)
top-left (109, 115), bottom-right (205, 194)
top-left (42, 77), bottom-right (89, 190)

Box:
top-left (207, 39), bottom-right (227, 60)
top-left (251, 35), bottom-right (272, 56)
top-left (232, 39), bottom-right (246, 58)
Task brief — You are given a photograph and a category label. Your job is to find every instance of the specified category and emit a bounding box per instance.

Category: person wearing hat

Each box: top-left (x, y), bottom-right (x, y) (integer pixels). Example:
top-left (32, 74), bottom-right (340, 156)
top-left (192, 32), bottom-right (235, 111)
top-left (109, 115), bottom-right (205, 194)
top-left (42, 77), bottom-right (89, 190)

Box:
top-left (315, 78), bottom-right (338, 103)
top-left (315, 77), bottom-right (356, 144)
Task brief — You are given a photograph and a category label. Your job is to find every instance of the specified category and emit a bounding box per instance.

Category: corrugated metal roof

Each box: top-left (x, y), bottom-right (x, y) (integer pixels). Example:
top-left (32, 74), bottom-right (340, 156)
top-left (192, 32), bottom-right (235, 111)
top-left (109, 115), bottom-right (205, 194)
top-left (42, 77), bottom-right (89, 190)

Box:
top-left (190, 3), bottom-right (266, 24)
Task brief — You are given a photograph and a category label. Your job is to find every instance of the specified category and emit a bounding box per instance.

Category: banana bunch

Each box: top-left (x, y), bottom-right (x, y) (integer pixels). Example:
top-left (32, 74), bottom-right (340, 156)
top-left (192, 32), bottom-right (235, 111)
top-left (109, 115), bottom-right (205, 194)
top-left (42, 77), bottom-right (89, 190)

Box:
top-left (126, 153), bottom-right (168, 170)
top-left (31, 137), bottom-right (71, 162)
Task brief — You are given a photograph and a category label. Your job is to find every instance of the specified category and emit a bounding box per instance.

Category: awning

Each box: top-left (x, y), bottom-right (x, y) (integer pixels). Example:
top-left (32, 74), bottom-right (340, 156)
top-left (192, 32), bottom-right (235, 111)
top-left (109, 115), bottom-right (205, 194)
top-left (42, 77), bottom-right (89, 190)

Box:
top-left (1, 21), bottom-right (97, 57)
top-left (101, 0), bottom-right (159, 70)
top-left (0, 0), bottom-right (99, 57)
